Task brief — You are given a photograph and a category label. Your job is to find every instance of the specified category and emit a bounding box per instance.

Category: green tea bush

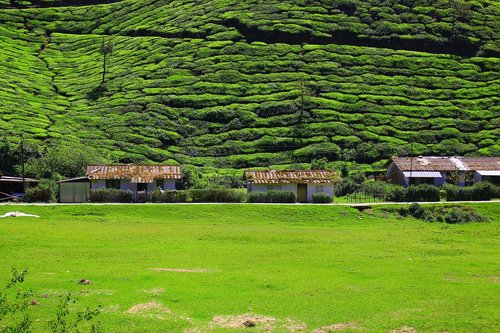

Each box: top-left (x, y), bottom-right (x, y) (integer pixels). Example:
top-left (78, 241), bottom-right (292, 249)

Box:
top-left (311, 193), bottom-right (333, 203)
top-left (90, 188), bottom-right (132, 203)
top-left (247, 190), bottom-right (296, 203)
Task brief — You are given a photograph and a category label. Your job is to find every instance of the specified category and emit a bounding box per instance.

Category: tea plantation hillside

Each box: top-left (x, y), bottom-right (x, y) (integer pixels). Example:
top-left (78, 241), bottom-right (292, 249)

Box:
top-left (0, 0), bottom-right (499, 170)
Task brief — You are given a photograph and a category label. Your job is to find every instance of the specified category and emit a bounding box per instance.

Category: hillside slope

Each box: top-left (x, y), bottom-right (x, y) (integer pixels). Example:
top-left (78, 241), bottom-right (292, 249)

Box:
top-left (0, 0), bottom-right (499, 170)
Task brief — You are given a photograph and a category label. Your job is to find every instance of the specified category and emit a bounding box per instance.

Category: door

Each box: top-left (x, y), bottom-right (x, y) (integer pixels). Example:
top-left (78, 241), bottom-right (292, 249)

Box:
top-left (136, 183), bottom-right (148, 202)
top-left (297, 184), bottom-right (307, 203)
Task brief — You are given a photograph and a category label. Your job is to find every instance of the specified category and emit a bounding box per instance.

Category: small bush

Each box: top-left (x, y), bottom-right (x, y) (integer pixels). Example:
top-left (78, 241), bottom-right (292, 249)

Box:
top-left (247, 190), bottom-right (296, 203)
top-left (311, 193), bottom-right (333, 203)
top-left (408, 202), bottom-right (425, 218)
top-left (445, 207), bottom-right (487, 224)
top-left (406, 184), bottom-right (440, 202)
top-left (382, 205), bottom-right (487, 224)
top-left (385, 185), bottom-right (408, 202)
top-left (247, 192), bottom-right (268, 203)
top-left (23, 186), bottom-right (51, 203)
top-left (90, 188), bottom-right (132, 203)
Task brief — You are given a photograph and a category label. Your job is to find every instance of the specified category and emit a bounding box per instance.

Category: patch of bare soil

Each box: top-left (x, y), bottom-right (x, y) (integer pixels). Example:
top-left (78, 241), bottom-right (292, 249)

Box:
top-left (186, 314), bottom-right (307, 332)
top-left (149, 268), bottom-right (210, 273)
top-left (125, 301), bottom-right (192, 322)
top-left (211, 313), bottom-right (276, 330)
top-left (143, 288), bottom-right (165, 295)
top-left (312, 322), bottom-right (357, 332)
top-left (390, 327), bottom-right (418, 333)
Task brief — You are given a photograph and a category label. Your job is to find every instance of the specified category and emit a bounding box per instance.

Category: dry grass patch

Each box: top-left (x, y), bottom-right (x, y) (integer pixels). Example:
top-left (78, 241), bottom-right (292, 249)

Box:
top-left (149, 268), bottom-right (211, 273)
top-left (186, 313), bottom-right (307, 332)
top-left (312, 322), bottom-right (357, 332)
top-left (390, 327), bottom-right (418, 333)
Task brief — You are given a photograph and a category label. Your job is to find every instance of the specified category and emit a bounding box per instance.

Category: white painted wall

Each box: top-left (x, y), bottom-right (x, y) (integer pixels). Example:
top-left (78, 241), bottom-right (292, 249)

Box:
top-left (91, 179), bottom-right (176, 193)
top-left (306, 183), bottom-right (334, 202)
top-left (249, 183), bottom-right (298, 193)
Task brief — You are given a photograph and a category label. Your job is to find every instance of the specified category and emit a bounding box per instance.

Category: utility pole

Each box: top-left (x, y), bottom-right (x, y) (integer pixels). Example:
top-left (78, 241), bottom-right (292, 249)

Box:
top-left (21, 134), bottom-right (25, 194)
top-left (409, 142), bottom-right (413, 186)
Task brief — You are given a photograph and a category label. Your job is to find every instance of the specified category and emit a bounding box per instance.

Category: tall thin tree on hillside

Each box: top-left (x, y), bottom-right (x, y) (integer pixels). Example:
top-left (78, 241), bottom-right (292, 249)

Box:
top-left (100, 37), bottom-right (114, 84)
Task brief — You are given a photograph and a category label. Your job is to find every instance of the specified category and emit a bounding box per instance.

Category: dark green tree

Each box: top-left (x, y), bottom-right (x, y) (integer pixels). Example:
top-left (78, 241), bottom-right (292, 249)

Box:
top-left (99, 37), bottom-right (114, 84)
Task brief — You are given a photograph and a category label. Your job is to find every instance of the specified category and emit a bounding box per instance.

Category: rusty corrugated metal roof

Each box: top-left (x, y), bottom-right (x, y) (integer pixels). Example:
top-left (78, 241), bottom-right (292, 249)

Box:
top-left (245, 170), bottom-right (340, 184)
top-left (87, 165), bottom-right (181, 183)
top-left (391, 156), bottom-right (500, 172)
top-left (462, 157), bottom-right (500, 171)
top-left (391, 156), bottom-right (456, 171)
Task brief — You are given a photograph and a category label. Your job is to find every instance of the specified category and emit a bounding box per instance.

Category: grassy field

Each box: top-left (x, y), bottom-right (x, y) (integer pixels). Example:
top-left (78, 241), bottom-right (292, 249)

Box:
top-left (0, 203), bottom-right (498, 332)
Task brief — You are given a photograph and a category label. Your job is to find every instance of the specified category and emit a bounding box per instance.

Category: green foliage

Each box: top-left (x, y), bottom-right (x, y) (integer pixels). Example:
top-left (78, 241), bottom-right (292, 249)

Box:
top-left (189, 188), bottom-right (246, 203)
top-left (310, 157), bottom-right (328, 170)
top-left (383, 204), bottom-right (488, 223)
top-left (247, 190), bottom-right (297, 203)
top-left (22, 142), bottom-right (106, 179)
top-left (443, 182), bottom-right (499, 201)
top-left (406, 184), bottom-right (441, 202)
top-left (23, 185), bottom-right (52, 202)
top-left (0, 268), bottom-right (32, 333)
top-left (89, 188), bottom-right (132, 203)
top-left (311, 192), bottom-right (333, 203)
top-left (0, 0), bottom-right (497, 172)
top-left (150, 189), bottom-right (188, 203)
top-left (0, 268), bottom-right (101, 332)
top-left (48, 292), bottom-right (101, 333)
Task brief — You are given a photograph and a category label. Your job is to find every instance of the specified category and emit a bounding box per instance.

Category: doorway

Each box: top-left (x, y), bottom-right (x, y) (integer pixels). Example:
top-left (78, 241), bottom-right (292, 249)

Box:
top-left (297, 184), bottom-right (307, 203)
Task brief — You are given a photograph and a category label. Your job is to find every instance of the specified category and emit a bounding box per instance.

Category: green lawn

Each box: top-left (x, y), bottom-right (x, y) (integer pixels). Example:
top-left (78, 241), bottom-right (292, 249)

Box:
top-left (0, 204), bottom-right (499, 332)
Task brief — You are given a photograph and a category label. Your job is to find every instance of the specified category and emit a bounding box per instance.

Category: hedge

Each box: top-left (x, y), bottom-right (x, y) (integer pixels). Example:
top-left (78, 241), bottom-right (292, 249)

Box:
top-left (90, 188), bottom-right (132, 203)
top-left (23, 186), bottom-right (52, 203)
top-left (443, 182), bottom-right (499, 201)
top-left (189, 188), bottom-right (246, 203)
top-left (311, 193), bottom-right (333, 203)
top-left (247, 190), bottom-right (296, 203)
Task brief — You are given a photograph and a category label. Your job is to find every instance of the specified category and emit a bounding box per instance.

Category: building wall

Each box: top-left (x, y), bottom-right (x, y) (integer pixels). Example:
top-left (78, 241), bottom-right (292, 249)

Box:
top-left (306, 183), bottom-right (334, 202)
top-left (90, 179), bottom-right (176, 192)
top-left (387, 163), bottom-right (404, 185)
top-left (249, 183), bottom-right (298, 193)
top-left (59, 182), bottom-right (90, 203)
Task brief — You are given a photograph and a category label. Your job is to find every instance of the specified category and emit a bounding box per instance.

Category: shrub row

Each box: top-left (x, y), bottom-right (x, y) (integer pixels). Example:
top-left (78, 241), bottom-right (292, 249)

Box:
top-left (247, 190), bottom-right (297, 203)
top-left (443, 182), bottom-right (499, 201)
top-left (90, 188), bottom-right (132, 203)
top-left (406, 203), bottom-right (487, 224)
top-left (23, 186), bottom-right (52, 203)
top-left (311, 193), bottom-right (333, 203)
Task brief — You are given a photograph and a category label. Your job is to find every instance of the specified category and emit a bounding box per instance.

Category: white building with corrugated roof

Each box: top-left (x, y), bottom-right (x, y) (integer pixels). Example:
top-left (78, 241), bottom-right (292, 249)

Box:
top-left (244, 170), bottom-right (340, 203)
top-left (387, 156), bottom-right (500, 187)
top-left (87, 164), bottom-right (182, 202)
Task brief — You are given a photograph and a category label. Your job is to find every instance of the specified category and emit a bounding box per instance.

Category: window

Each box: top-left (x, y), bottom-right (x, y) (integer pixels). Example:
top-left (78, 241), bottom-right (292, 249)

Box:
top-left (156, 179), bottom-right (164, 189)
top-left (137, 183), bottom-right (148, 192)
top-left (106, 179), bottom-right (120, 189)
top-left (316, 185), bottom-right (324, 193)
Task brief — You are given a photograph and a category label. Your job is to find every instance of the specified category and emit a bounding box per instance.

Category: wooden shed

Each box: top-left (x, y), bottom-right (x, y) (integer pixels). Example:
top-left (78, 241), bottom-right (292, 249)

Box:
top-left (0, 176), bottom-right (39, 201)
top-left (58, 177), bottom-right (90, 203)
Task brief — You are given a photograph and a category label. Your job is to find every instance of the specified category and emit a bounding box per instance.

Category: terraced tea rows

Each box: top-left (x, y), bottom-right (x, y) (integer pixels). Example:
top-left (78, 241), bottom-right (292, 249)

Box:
top-left (0, 0), bottom-right (498, 170)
